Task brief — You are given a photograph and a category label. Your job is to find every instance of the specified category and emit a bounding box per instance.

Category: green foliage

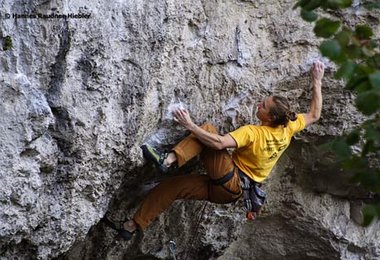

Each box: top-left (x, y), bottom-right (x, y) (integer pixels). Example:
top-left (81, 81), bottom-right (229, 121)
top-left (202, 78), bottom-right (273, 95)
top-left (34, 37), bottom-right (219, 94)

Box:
top-left (294, 0), bottom-right (353, 10)
top-left (314, 18), bottom-right (341, 38)
top-left (355, 25), bottom-right (373, 40)
top-left (301, 9), bottom-right (318, 21)
top-left (363, 204), bottom-right (380, 226)
top-left (295, 0), bottom-right (380, 225)
top-left (3, 35), bottom-right (12, 51)
top-left (320, 40), bottom-right (341, 60)
top-left (369, 72), bottom-right (380, 89)
top-left (335, 61), bottom-right (356, 79)
top-left (323, 0), bottom-right (353, 9)
top-left (331, 138), bottom-right (352, 158)
top-left (367, 54), bottom-right (380, 69)
top-left (335, 29), bottom-right (351, 47)
top-left (304, 0), bottom-right (322, 11)
top-left (356, 90), bottom-right (380, 115)
top-left (346, 130), bottom-right (360, 145)
top-left (363, 1), bottom-right (380, 10)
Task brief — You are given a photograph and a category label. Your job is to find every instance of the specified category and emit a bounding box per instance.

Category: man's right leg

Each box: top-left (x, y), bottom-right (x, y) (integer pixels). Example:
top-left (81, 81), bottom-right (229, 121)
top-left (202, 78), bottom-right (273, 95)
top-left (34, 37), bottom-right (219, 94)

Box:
top-left (133, 174), bottom-right (209, 230)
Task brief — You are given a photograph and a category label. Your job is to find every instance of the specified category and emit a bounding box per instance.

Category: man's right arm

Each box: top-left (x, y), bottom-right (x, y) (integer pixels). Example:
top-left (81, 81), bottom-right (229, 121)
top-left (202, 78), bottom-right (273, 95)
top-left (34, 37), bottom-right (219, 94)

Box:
top-left (304, 61), bottom-right (324, 126)
top-left (173, 108), bottom-right (237, 150)
top-left (186, 123), bottom-right (237, 150)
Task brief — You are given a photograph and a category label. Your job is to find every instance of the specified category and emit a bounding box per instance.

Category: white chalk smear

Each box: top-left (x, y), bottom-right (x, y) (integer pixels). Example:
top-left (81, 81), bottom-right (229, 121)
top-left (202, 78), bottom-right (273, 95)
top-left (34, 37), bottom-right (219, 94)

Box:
top-left (304, 53), bottom-right (333, 71)
top-left (164, 100), bottom-right (187, 120)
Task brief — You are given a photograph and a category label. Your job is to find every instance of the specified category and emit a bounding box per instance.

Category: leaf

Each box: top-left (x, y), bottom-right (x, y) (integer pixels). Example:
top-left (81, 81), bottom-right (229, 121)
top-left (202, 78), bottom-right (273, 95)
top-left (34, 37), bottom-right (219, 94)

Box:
top-left (362, 47), bottom-right (375, 57)
top-left (346, 130), bottom-right (360, 145)
top-left (346, 76), bottom-right (367, 90)
top-left (362, 140), bottom-right (376, 156)
top-left (355, 25), bottom-right (374, 40)
top-left (362, 118), bottom-right (378, 128)
top-left (369, 39), bottom-right (379, 48)
top-left (363, 205), bottom-right (377, 226)
top-left (367, 54), bottom-right (380, 69)
top-left (304, 0), bottom-right (322, 11)
top-left (355, 80), bottom-right (372, 93)
top-left (351, 172), bottom-right (363, 184)
top-left (331, 139), bottom-right (352, 158)
top-left (293, 0), bottom-right (312, 9)
top-left (360, 170), bottom-right (380, 192)
top-left (365, 125), bottom-right (380, 142)
top-left (320, 40), bottom-right (342, 61)
top-left (356, 64), bottom-right (375, 75)
top-left (301, 9), bottom-right (318, 21)
top-left (342, 155), bottom-right (366, 171)
top-left (335, 29), bottom-right (351, 47)
top-left (338, 0), bottom-right (353, 8)
top-left (363, 2), bottom-right (380, 10)
top-left (346, 44), bottom-right (363, 59)
top-left (314, 18), bottom-right (341, 38)
top-left (369, 72), bottom-right (380, 90)
top-left (356, 90), bottom-right (380, 115)
top-left (323, 0), bottom-right (353, 9)
top-left (318, 141), bottom-right (333, 152)
top-left (336, 61), bottom-right (356, 80)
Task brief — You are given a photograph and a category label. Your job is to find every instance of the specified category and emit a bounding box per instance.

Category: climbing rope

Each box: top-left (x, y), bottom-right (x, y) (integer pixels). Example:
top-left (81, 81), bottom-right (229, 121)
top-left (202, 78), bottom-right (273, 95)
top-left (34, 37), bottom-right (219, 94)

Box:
top-left (184, 201), bottom-right (208, 260)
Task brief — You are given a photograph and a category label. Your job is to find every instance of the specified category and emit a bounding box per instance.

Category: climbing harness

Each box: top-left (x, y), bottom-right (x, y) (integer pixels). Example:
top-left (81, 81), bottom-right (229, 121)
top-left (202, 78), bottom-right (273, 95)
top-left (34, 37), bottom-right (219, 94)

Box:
top-left (239, 169), bottom-right (267, 220)
top-left (208, 170), bottom-right (234, 185)
top-left (209, 167), bottom-right (242, 196)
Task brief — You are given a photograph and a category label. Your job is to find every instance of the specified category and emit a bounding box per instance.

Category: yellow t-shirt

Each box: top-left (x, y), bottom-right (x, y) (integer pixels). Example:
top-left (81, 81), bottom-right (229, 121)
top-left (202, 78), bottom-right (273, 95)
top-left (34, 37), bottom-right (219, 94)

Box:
top-left (229, 114), bottom-right (306, 183)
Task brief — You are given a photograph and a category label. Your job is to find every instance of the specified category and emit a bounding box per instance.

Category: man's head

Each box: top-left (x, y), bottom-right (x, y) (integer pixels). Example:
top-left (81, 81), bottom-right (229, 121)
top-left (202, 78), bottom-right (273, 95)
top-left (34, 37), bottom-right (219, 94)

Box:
top-left (256, 95), bottom-right (297, 127)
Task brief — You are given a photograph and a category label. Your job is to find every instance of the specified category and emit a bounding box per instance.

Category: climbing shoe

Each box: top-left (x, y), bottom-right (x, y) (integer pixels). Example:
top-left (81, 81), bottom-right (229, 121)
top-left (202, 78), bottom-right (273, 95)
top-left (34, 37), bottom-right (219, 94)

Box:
top-left (141, 144), bottom-right (169, 174)
top-left (102, 217), bottom-right (136, 241)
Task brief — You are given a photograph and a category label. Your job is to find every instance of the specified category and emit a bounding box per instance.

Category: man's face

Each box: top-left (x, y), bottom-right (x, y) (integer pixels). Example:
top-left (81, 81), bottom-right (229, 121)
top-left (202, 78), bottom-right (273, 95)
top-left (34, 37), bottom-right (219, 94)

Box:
top-left (256, 96), bottom-right (274, 122)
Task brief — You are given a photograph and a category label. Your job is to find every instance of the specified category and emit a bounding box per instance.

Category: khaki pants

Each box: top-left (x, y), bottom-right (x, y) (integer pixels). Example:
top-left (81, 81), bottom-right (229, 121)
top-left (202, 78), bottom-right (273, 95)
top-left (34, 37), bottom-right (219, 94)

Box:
top-left (133, 123), bottom-right (242, 230)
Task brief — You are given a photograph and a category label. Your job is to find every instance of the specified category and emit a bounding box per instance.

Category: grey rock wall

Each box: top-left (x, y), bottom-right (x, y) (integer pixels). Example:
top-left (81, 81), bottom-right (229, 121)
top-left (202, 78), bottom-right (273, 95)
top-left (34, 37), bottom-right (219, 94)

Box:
top-left (0, 0), bottom-right (379, 259)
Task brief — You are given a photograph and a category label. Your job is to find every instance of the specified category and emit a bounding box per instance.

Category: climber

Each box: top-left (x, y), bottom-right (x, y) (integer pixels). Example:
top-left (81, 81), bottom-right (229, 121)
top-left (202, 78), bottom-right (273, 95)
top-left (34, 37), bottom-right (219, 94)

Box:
top-left (103, 61), bottom-right (325, 240)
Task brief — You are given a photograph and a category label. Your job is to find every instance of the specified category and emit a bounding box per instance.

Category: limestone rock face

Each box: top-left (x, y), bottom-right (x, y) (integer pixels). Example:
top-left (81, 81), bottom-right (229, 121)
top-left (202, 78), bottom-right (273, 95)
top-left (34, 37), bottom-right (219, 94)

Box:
top-left (0, 0), bottom-right (379, 259)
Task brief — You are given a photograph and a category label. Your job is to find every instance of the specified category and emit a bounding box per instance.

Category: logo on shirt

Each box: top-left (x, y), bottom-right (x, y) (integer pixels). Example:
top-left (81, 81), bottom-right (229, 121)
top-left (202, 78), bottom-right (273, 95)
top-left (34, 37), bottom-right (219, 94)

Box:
top-left (268, 152), bottom-right (278, 160)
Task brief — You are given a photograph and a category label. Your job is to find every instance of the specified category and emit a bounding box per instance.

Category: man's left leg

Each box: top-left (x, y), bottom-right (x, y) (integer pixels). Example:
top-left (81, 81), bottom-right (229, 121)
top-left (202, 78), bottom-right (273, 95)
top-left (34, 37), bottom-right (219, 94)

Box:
top-left (132, 174), bottom-right (210, 230)
top-left (142, 123), bottom-right (221, 171)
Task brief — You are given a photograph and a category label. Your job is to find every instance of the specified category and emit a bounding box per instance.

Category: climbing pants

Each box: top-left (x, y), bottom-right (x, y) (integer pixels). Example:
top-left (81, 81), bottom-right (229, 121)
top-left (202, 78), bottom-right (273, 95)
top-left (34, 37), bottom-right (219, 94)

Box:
top-left (133, 123), bottom-right (242, 230)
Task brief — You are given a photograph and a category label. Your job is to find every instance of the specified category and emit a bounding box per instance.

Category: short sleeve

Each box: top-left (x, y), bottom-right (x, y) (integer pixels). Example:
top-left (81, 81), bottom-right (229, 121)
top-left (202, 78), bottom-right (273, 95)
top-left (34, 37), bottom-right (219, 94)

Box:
top-left (288, 114), bottom-right (306, 135)
top-left (229, 125), bottom-right (255, 149)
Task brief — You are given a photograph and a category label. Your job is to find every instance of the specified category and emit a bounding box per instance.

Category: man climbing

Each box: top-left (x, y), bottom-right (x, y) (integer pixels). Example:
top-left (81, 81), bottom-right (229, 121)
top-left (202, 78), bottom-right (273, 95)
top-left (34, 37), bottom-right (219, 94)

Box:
top-left (103, 61), bottom-right (325, 240)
